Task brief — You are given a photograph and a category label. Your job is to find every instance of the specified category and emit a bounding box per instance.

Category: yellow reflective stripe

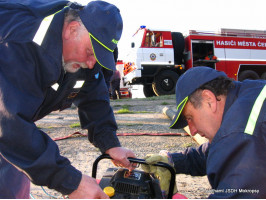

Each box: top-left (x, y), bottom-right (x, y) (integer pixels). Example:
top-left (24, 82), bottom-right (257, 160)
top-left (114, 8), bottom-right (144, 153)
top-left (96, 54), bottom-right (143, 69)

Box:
top-left (89, 35), bottom-right (112, 71)
top-left (244, 85), bottom-right (266, 135)
top-left (89, 33), bottom-right (114, 52)
top-left (33, 14), bottom-right (55, 45)
top-left (112, 38), bottom-right (118, 44)
top-left (170, 96), bottom-right (188, 128)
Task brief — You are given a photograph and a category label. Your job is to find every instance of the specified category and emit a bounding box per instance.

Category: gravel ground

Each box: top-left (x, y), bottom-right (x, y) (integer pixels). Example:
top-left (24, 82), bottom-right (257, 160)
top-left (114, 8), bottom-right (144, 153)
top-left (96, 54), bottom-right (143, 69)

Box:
top-left (31, 95), bottom-right (212, 199)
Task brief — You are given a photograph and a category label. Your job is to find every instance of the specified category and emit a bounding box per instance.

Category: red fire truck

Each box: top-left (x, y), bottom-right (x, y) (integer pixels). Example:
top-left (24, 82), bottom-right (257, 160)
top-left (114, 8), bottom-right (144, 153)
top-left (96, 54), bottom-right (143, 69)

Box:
top-left (123, 26), bottom-right (266, 97)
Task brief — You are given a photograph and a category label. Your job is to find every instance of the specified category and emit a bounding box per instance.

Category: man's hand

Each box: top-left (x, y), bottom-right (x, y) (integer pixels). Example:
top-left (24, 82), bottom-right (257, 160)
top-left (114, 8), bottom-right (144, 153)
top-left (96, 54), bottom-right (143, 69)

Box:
top-left (68, 175), bottom-right (109, 199)
top-left (105, 147), bottom-right (136, 171)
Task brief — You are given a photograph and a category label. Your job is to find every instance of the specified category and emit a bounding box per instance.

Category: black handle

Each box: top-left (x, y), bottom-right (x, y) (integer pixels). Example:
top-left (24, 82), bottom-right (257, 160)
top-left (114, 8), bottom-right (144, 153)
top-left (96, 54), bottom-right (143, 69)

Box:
top-left (92, 154), bottom-right (176, 199)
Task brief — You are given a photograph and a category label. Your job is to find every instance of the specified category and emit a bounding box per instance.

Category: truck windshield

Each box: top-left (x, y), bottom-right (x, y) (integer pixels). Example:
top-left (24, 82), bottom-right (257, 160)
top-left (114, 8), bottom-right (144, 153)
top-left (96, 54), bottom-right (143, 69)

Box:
top-left (131, 29), bottom-right (145, 48)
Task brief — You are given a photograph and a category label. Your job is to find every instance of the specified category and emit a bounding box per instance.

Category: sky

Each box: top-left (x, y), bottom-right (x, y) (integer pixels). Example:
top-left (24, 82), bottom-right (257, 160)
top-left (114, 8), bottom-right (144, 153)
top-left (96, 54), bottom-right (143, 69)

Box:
top-left (78, 0), bottom-right (266, 60)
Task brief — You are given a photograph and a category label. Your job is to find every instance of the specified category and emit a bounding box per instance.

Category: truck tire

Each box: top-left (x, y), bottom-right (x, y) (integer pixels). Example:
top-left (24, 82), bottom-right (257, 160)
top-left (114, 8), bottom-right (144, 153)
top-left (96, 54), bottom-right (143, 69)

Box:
top-left (261, 72), bottom-right (266, 80)
top-left (171, 32), bottom-right (185, 65)
top-left (238, 70), bottom-right (260, 81)
top-left (152, 70), bottom-right (179, 96)
top-left (143, 85), bottom-right (155, 97)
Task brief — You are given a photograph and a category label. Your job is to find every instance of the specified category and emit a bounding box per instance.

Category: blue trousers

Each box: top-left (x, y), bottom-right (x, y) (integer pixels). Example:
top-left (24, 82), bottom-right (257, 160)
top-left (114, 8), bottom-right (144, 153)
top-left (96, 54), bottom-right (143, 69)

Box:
top-left (111, 79), bottom-right (121, 99)
top-left (0, 155), bottom-right (30, 198)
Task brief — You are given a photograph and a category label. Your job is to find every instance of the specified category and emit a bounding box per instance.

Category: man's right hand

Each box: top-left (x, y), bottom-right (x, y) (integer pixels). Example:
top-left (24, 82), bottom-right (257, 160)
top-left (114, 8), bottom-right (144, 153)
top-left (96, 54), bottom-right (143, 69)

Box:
top-left (68, 174), bottom-right (109, 199)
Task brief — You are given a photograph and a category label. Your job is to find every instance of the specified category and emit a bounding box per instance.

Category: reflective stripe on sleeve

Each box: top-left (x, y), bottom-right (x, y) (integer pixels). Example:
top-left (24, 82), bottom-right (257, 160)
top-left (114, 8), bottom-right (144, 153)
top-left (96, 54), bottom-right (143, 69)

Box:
top-left (33, 14), bottom-right (55, 46)
top-left (32, 7), bottom-right (65, 46)
top-left (73, 81), bottom-right (85, 89)
top-left (51, 83), bottom-right (59, 91)
top-left (244, 85), bottom-right (266, 135)
top-left (51, 81), bottom-right (84, 91)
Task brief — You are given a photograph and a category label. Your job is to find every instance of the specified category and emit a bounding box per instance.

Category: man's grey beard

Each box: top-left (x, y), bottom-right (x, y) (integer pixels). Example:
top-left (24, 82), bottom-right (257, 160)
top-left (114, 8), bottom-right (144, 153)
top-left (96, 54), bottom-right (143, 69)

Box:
top-left (62, 57), bottom-right (87, 73)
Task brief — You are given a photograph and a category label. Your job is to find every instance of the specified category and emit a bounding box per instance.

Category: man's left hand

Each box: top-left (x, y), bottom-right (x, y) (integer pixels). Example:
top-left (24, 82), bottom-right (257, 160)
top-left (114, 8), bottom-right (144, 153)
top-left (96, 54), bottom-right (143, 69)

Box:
top-left (105, 147), bottom-right (136, 171)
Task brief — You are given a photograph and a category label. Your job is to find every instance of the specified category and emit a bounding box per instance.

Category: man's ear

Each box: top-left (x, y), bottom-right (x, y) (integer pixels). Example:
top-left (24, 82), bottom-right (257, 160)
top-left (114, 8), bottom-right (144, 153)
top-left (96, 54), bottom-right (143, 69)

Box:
top-left (63, 21), bottom-right (80, 40)
top-left (202, 89), bottom-right (217, 112)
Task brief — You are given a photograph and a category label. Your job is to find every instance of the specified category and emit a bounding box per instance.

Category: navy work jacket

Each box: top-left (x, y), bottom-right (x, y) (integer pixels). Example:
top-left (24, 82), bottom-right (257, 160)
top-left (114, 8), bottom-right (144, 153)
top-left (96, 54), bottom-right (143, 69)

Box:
top-left (0, 0), bottom-right (120, 195)
top-left (171, 80), bottom-right (266, 198)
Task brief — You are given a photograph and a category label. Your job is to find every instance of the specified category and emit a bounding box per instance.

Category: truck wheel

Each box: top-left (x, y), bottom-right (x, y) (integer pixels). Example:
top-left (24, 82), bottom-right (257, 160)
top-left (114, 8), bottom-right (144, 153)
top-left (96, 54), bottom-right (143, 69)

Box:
top-left (261, 72), bottom-right (266, 80)
top-left (143, 85), bottom-right (155, 97)
top-left (238, 70), bottom-right (260, 81)
top-left (152, 70), bottom-right (179, 96)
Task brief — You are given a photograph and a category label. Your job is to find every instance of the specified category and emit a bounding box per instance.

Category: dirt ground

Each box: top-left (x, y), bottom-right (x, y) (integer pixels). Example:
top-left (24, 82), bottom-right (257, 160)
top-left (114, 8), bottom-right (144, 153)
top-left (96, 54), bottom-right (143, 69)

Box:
top-left (31, 95), bottom-right (212, 199)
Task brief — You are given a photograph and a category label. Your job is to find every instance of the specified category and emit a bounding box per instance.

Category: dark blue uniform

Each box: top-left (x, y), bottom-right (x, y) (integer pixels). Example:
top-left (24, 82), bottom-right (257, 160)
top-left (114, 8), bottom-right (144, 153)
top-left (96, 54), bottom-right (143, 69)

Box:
top-left (171, 80), bottom-right (266, 198)
top-left (0, 0), bottom-right (120, 198)
top-left (111, 70), bottom-right (121, 99)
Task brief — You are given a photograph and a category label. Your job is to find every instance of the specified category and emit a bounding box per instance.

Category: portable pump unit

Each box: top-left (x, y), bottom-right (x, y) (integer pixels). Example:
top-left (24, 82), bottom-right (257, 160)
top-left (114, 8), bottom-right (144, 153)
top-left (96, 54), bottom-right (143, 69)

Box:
top-left (92, 154), bottom-right (178, 199)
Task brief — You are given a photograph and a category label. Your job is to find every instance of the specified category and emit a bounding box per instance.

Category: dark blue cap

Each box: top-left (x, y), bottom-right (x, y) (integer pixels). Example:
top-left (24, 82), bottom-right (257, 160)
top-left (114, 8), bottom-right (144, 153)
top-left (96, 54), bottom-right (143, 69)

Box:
top-left (78, 1), bottom-right (122, 71)
top-left (170, 67), bottom-right (227, 129)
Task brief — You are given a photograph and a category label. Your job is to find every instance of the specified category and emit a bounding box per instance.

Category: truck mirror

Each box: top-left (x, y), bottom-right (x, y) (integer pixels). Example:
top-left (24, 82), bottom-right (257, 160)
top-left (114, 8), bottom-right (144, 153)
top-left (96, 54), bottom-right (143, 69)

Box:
top-left (131, 42), bottom-right (135, 48)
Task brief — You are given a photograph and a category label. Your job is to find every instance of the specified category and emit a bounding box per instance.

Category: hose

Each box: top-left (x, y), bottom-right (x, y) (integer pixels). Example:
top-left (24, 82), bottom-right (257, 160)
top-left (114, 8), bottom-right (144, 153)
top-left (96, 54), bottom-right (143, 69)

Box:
top-left (52, 131), bottom-right (188, 141)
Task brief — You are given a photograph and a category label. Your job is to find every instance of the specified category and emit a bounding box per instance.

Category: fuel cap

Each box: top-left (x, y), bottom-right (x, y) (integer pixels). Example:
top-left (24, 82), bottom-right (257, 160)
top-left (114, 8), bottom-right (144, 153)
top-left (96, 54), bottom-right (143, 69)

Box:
top-left (103, 186), bottom-right (115, 197)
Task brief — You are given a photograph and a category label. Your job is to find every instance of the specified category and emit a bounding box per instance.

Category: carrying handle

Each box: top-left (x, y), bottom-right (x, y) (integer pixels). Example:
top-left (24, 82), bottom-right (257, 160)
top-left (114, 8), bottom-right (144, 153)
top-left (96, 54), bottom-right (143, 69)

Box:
top-left (92, 154), bottom-right (176, 199)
